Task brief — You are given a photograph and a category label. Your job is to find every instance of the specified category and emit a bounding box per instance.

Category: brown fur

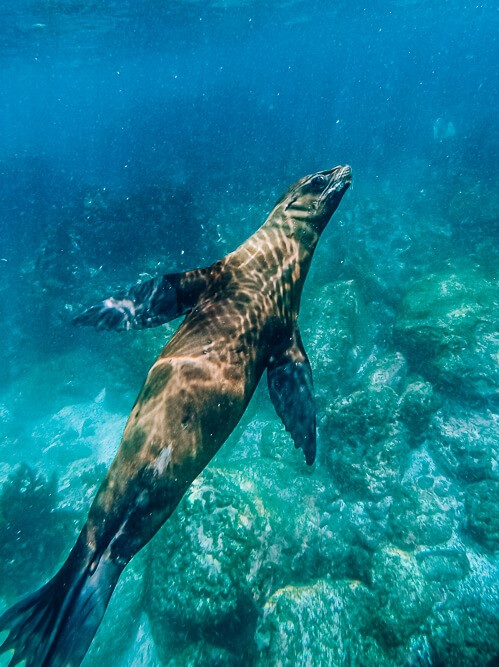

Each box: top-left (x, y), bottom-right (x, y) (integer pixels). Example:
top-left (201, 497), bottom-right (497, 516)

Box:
top-left (84, 164), bottom-right (352, 566)
top-left (0, 165), bottom-right (351, 667)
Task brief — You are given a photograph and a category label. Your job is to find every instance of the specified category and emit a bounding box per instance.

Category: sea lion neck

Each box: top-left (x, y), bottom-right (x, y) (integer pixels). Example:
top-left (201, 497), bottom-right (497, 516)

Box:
top-left (270, 207), bottom-right (323, 252)
top-left (227, 207), bottom-right (320, 280)
top-left (229, 164), bottom-right (352, 275)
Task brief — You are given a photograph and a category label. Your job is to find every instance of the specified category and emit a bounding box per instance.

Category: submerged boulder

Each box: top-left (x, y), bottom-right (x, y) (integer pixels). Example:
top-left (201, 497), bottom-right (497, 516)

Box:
top-left (387, 485), bottom-right (456, 550)
top-left (0, 465), bottom-right (78, 600)
top-left (254, 580), bottom-right (390, 667)
top-left (430, 403), bottom-right (499, 483)
top-left (302, 279), bottom-right (371, 403)
top-left (323, 353), bottom-right (410, 499)
top-left (370, 547), bottom-right (437, 649)
top-left (398, 379), bottom-right (439, 445)
top-left (464, 480), bottom-right (499, 552)
top-left (427, 555), bottom-right (499, 667)
top-left (415, 548), bottom-right (470, 584)
top-left (145, 467), bottom-right (275, 662)
top-left (394, 268), bottom-right (499, 403)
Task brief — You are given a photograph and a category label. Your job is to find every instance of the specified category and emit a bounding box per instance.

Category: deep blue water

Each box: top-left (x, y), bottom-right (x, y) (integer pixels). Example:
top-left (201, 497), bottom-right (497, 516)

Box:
top-left (0, 1), bottom-right (498, 666)
top-left (1, 1), bottom-right (496, 312)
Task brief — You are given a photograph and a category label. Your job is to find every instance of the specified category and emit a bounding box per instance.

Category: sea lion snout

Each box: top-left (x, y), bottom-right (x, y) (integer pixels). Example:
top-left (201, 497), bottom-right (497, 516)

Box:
top-left (298, 163), bottom-right (352, 225)
top-left (338, 163), bottom-right (352, 183)
top-left (322, 164), bottom-right (352, 190)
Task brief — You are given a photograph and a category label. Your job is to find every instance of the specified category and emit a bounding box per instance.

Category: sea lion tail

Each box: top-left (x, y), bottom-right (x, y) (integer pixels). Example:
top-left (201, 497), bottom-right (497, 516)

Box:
top-left (0, 544), bottom-right (121, 667)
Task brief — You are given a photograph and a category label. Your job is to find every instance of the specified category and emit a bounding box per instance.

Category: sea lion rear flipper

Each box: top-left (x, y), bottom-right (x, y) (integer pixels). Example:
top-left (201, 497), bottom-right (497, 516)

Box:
top-left (267, 327), bottom-right (316, 465)
top-left (0, 541), bottom-right (121, 667)
top-left (73, 267), bottom-right (212, 331)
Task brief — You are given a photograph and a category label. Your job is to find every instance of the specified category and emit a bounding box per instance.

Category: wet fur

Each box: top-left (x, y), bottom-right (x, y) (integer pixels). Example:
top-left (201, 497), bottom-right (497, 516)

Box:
top-left (0, 165), bottom-right (351, 666)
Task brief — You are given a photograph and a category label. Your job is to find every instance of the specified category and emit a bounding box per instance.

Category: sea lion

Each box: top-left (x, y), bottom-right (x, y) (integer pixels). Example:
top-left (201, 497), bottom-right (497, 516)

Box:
top-left (0, 164), bottom-right (351, 666)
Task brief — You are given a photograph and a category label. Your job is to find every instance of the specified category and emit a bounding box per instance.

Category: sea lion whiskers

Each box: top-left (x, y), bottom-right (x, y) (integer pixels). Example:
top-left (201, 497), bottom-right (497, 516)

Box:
top-left (315, 166), bottom-right (352, 207)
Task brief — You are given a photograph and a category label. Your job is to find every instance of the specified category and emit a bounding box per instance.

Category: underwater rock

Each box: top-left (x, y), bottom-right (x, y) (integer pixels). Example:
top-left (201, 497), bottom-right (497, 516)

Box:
top-left (365, 351), bottom-right (408, 392)
top-left (427, 555), bottom-right (499, 666)
top-left (370, 547), bottom-right (437, 649)
top-left (398, 445), bottom-right (462, 542)
top-left (398, 379), bottom-right (439, 445)
top-left (388, 484), bottom-right (456, 550)
top-left (146, 467), bottom-right (274, 661)
top-left (258, 419), bottom-right (294, 464)
top-left (430, 403), bottom-right (499, 483)
top-left (394, 268), bottom-right (499, 403)
top-left (29, 401), bottom-right (126, 470)
top-left (464, 481), bottom-right (499, 552)
top-left (327, 382), bottom-right (398, 446)
top-left (301, 279), bottom-right (371, 403)
top-left (332, 197), bottom-right (415, 309)
top-left (415, 548), bottom-right (470, 583)
top-left (323, 354), bottom-right (410, 499)
top-left (160, 642), bottom-right (242, 667)
top-left (31, 405), bottom-right (91, 464)
top-left (58, 460), bottom-right (108, 515)
top-left (429, 403), bottom-right (499, 483)
top-left (403, 635), bottom-right (434, 667)
top-left (254, 580), bottom-right (391, 667)
top-left (316, 499), bottom-right (382, 583)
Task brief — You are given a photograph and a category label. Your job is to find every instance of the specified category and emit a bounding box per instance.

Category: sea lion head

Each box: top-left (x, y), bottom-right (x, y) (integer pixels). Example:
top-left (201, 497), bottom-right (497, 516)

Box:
top-left (279, 164), bottom-right (352, 231)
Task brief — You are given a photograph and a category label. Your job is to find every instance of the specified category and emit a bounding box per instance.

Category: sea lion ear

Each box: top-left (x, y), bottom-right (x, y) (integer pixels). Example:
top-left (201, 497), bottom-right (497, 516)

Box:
top-left (73, 267), bottom-right (212, 331)
top-left (267, 327), bottom-right (316, 465)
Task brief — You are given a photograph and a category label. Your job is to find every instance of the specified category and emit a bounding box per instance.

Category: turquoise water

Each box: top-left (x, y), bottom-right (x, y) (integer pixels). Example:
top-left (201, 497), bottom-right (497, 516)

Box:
top-left (0, 1), bottom-right (498, 665)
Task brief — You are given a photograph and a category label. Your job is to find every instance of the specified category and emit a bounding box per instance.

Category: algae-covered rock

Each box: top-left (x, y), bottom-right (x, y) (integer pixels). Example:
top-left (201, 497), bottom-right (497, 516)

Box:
top-left (464, 480), bottom-right (499, 552)
top-left (388, 450), bottom-right (459, 550)
top-left (430, 404), bottom-right (499, 483)
top-left (324, 379), bottom-right (407, 499)
top-left (428, 555), bottom-right (499, 667)
top-left (415, 548), bottom-right (470, 583)
top-left (370, 547), bottom-right (437, 648)
top-left (302, 279), bottom-right (371, 403)
top-left (317, 498), bottom-right (387, 582)
top-left (0, 465), bottom-right (78, 600)
top-left (146, 467), bottom-right (274, 660)
top-left (327, 384), bottom-right (399, 445)
top-left (394, 268), bottom-right (499, 402)
top-left (254, 580), bottom-right (391, 667)
top-left (398, 379), bottom-right (439, 445)
top-left (388, 485), bottom-right (455, 550)
top-left (163, 642), bottom-right (242, 666)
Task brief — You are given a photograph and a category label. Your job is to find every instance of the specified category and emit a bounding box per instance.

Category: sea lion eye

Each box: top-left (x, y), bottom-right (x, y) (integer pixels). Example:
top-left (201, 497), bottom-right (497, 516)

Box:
top-left (310, 175), bottom-right (327, 190)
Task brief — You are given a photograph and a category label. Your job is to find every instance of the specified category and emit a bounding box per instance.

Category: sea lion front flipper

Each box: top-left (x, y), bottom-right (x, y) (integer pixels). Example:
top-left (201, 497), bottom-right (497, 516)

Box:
top-left (73, 267), bottom-right (212, 331)
top-left (267, 328), bottom-right (316, 465)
